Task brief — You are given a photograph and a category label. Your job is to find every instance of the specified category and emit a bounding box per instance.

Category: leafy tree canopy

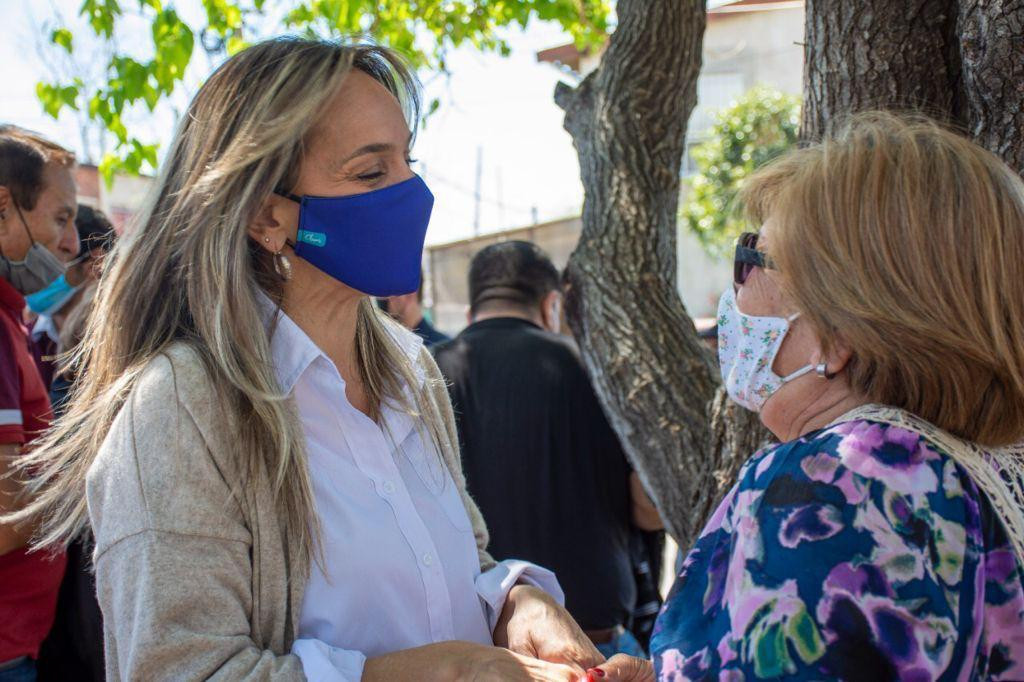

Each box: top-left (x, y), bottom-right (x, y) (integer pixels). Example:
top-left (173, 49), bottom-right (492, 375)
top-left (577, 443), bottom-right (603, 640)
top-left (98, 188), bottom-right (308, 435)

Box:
top-left (37, 0), bottom-right (610, 185)
top-left (682, 85), bottom-right (800, 256)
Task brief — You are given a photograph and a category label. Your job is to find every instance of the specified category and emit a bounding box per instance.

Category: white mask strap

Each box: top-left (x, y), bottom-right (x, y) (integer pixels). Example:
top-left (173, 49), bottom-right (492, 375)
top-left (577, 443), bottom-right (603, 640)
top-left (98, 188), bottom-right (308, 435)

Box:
top-left (781, 363), bottom-right (815, 383)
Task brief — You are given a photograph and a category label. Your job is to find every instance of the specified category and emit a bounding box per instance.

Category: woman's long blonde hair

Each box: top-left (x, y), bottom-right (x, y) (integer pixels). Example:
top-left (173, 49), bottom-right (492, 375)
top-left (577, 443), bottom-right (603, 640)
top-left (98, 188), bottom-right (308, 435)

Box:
top-left (9, 37), bottom-right (447, 566)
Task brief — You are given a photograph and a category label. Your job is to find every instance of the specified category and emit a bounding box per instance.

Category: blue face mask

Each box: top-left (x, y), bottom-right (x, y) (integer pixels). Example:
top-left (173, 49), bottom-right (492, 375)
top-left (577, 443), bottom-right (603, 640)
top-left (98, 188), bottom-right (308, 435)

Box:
top-left (278, 174), bottom-right (434, 297)
top-left (25, 273), bottom-right (79, 315)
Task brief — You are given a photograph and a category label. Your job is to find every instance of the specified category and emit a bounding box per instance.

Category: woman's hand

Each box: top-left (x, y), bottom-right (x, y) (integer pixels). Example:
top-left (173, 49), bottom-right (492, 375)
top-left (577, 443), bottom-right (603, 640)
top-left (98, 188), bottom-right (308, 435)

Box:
top-left (588, 654), bottom-right (655, 682)
top-left (363, 640), bottom-right (585, 681)
top-left (461, 647), bottom-right (586, 681)
top-left (493, 584), bottom-right (605, 671)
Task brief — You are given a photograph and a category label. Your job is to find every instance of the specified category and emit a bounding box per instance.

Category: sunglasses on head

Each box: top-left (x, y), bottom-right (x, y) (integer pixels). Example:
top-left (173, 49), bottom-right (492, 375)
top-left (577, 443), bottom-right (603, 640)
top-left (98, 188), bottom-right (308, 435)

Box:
top-left (733, 232), bottom-right (776, 286)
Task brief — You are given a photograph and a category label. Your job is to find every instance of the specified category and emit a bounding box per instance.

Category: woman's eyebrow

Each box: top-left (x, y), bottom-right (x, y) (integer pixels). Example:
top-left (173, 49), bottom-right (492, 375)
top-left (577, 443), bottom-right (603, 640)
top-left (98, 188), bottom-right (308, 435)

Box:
top-left (341, 142), bottom-right (393, 164)
top-left (338, 133), bottom-right (414, 165)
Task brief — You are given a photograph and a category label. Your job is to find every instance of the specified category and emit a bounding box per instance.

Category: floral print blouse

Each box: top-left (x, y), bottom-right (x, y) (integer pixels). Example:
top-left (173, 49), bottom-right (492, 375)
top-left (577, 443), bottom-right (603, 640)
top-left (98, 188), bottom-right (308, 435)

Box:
top-left (650, 419), bottom-right (1024, 681)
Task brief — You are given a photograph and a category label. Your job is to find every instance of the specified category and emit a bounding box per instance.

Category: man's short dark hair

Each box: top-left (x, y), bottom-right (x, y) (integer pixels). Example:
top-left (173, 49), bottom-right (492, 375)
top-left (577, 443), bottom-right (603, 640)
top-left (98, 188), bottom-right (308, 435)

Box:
top-left (468, 240), bottom-right (560, 313)
top-left (75, 204), bottom-right (115, 254)
top-left (0, 125), bottom-right (75, 211)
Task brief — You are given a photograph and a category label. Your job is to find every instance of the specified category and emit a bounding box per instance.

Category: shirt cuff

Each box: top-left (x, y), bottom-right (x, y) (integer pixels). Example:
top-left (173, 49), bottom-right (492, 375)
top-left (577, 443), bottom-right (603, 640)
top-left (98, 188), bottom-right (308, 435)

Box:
top-left (291, 637), bottom-right (367, 681)
top-left (476, 558), bottom-right (565, 633)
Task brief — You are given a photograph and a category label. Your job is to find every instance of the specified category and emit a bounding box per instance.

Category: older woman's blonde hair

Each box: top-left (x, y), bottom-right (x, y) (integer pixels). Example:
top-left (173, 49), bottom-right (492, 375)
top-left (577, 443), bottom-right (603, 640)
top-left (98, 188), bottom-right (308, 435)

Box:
top-left (741, 111), bottom-right (1024, 447)
top-left (9, 38), bottom-right (448, 568)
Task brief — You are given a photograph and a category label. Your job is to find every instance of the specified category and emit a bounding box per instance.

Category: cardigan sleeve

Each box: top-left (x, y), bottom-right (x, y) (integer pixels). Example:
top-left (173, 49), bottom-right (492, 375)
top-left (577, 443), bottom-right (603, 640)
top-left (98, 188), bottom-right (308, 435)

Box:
top-left (87, 351), bottom-right (307, 681)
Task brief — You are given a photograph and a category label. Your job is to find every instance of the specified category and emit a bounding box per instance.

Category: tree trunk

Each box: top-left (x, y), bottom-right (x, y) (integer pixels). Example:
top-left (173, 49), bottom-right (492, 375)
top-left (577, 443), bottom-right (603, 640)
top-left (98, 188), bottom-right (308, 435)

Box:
top-left (801, 0), bottom-right (964, 140)
top-left (556, 0), bottom-right (765, 547)
top-left (959, 0), bottom-right (1024, 175)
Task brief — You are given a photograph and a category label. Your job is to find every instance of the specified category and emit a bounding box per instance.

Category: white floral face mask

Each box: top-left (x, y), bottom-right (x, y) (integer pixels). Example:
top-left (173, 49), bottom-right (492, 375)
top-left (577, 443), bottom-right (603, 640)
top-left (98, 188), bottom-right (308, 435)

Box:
top-left (716, 287), bottom-right (815, 412)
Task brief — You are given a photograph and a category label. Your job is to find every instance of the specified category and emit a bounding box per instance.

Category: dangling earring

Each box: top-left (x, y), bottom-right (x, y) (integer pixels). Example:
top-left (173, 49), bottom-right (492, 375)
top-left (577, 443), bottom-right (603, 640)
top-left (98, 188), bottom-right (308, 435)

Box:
top-left (273, 247), bottom-right (292, 281)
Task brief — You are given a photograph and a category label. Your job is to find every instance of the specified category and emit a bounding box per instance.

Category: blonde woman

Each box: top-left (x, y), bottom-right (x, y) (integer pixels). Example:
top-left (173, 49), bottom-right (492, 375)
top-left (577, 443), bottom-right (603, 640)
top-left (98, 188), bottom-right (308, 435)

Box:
top-left (608, 113), bottom-right (1024, 681)
top-left (13, 38), bottom-right (605, 681)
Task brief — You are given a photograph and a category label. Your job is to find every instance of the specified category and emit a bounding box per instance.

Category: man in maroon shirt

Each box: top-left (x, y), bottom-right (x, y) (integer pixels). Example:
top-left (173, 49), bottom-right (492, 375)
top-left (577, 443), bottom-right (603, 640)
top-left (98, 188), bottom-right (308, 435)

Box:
top-left (0, 127), bottom-right (79, 681)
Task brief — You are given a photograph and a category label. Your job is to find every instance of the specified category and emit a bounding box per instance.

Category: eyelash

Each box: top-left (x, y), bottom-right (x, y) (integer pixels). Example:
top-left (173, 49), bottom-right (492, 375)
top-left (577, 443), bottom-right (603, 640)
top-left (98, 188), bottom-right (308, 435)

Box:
top-left (356, 157), bottom-right (418, 182)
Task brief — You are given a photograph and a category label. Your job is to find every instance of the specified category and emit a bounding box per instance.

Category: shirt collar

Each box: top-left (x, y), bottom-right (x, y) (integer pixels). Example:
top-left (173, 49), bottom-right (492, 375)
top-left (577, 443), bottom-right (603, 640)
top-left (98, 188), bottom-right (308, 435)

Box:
top-left (31, 315), bottom-right (59, 344)
top-left (256, 291), bottom-right (426, 396)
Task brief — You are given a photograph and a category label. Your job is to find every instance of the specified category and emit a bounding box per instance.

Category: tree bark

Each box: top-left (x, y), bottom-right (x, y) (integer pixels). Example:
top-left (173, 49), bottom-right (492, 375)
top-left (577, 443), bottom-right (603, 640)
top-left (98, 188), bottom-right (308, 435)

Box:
top-left (801, 0), bottom-right (964, 140)
top-left (959, 0), bottom-right (1024, 175)
top-left (556, 0), bottom-right (764, 547)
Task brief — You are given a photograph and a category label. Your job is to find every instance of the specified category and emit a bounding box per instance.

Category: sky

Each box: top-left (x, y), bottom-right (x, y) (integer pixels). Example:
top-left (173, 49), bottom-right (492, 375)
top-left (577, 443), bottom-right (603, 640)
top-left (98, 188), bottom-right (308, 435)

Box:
top-left (1, 0), bottom-right (588, 246)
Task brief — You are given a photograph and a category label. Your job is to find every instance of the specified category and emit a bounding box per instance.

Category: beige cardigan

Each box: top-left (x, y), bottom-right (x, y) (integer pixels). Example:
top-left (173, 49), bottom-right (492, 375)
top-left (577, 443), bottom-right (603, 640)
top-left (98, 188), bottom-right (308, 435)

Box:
top-left (86, 343), bottom-right (495, 680)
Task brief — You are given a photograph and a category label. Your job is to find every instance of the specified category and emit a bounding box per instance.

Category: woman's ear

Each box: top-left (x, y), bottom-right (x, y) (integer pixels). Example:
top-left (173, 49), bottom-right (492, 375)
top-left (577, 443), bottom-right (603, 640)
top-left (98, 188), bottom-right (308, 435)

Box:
top-left (247, 194), bottom-right (297, 254)
top-left (820, 337), bottom-right (853, 377)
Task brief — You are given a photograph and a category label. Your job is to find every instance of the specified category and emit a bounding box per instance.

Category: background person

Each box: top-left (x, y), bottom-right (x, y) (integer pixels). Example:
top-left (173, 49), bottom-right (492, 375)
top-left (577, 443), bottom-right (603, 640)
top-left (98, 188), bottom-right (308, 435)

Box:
top-left (34, 205), bottom-right (115, 682)
top-left (11, 38), bottom-right (603, 681)
top-left (378, 275), bottom-right (450, 347)
top-left (29, 204), bottom-right (114, 411)
top-left (0, 126), bottom-right (78, 682)
top-left (605, 113), bottom-right (1024, 681)
top-left (433, 240), bottom-right (662, 660)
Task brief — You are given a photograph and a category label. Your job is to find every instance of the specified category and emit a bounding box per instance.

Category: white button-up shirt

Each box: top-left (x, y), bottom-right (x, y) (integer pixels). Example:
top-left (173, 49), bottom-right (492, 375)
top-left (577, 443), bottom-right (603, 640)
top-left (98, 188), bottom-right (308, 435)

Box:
top-left (262, 304), bottom-right (562, 680)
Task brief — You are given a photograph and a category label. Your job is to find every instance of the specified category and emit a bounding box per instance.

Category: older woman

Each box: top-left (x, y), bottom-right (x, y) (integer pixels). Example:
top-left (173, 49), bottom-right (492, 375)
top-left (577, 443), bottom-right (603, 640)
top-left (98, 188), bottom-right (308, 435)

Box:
top-left (11, 38), bottom-right (605, 681)
top-left (612, 113), bottom-right (1024, 681)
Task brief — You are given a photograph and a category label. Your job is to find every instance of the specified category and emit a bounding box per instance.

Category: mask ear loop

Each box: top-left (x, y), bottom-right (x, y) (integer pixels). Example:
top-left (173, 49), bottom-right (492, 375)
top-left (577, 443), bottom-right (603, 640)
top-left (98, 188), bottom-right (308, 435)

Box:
top-left (0, 203), bottom-right (34, 262)
top-left (779, 312), bottom-right (834, 383)
top-left (13, 203), bottom-right (37, 247)
top-left (780, 363), bottom-right (816, 383)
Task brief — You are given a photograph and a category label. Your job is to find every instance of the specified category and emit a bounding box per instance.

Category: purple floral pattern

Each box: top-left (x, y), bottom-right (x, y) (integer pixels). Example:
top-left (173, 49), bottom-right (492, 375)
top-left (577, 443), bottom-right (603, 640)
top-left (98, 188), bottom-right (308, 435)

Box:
top-left (651, 419), bottom-right (1024, 680)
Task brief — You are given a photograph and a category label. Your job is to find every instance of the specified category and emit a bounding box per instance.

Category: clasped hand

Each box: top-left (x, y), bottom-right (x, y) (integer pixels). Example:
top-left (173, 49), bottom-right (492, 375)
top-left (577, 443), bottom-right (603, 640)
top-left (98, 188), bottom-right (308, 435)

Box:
top-left (480, 584), bottom-right (652, 681)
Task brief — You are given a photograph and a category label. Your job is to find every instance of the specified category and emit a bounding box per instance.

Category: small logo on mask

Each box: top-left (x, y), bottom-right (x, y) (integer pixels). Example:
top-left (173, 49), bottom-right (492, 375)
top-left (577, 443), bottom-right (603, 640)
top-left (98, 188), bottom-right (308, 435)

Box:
top-left (297, 230), bottom-right (327, 247)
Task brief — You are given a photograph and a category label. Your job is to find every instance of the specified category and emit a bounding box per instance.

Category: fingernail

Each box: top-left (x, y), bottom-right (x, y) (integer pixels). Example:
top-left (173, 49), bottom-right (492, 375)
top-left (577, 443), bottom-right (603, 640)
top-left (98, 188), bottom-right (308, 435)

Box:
top-left (587, 669), bottom-right (606, 678)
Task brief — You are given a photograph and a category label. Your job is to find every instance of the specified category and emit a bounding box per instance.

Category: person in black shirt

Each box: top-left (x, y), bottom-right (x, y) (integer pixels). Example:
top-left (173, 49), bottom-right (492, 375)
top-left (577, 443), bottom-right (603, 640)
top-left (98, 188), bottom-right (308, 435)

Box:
top-left (433, 240), bottom-right (661, 659)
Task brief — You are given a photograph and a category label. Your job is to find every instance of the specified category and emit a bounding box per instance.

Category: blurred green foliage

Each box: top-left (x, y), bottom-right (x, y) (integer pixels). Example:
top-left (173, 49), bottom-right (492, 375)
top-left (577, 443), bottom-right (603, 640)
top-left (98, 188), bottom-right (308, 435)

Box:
top-left (39, 0), bottom-right (610, 186)
top-left (682, 86), bottom-right (800, 257)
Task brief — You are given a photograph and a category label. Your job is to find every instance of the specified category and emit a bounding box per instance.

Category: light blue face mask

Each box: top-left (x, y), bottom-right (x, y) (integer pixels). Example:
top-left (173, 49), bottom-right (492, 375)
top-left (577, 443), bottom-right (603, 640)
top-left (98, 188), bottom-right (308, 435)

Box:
top-left (26, 273), bottom-right (79, 316)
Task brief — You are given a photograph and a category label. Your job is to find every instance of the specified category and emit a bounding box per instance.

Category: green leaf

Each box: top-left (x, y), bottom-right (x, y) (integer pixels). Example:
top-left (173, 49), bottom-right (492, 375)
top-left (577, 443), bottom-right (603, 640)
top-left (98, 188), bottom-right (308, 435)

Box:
top-left (226, 33), bottom-right (249, 55)
top-left (98, 152), bottom-right (120, 189)
top-left (50, 28), bottom-right (74, 53)
top-left (36, 82), bottom-right (80, 118)
top-left (79, 0), bottom-right (121, 38)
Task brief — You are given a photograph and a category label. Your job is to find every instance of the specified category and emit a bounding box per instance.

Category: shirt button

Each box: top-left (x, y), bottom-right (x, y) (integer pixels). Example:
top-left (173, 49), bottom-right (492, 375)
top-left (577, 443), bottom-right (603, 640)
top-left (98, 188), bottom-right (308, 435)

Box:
top-left (422, 552), bottom-right (433, 567)
top-left (382, 481), bottom-right (396, 495)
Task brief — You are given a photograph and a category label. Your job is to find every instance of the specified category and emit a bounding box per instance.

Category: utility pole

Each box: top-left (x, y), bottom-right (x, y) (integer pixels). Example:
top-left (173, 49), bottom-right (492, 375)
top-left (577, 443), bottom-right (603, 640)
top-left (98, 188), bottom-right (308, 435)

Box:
top-left (496, 166), bottom-right (504, 228)
top-left (473, 145), bottom-right (483, 236)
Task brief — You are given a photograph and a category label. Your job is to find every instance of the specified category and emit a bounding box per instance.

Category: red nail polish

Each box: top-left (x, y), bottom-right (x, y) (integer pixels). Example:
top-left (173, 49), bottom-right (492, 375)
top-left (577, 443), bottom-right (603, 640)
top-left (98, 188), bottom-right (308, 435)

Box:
top-left (587, 669), bottom-right (606, 678)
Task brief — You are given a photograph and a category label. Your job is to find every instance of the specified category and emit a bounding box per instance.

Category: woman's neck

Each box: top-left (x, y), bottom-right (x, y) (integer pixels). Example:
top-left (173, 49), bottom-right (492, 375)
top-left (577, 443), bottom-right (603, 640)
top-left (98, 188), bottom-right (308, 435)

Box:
top-left (763, 381), bottom-right (870, 442)
top-left (280, 266), bottom-right (363, 387)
